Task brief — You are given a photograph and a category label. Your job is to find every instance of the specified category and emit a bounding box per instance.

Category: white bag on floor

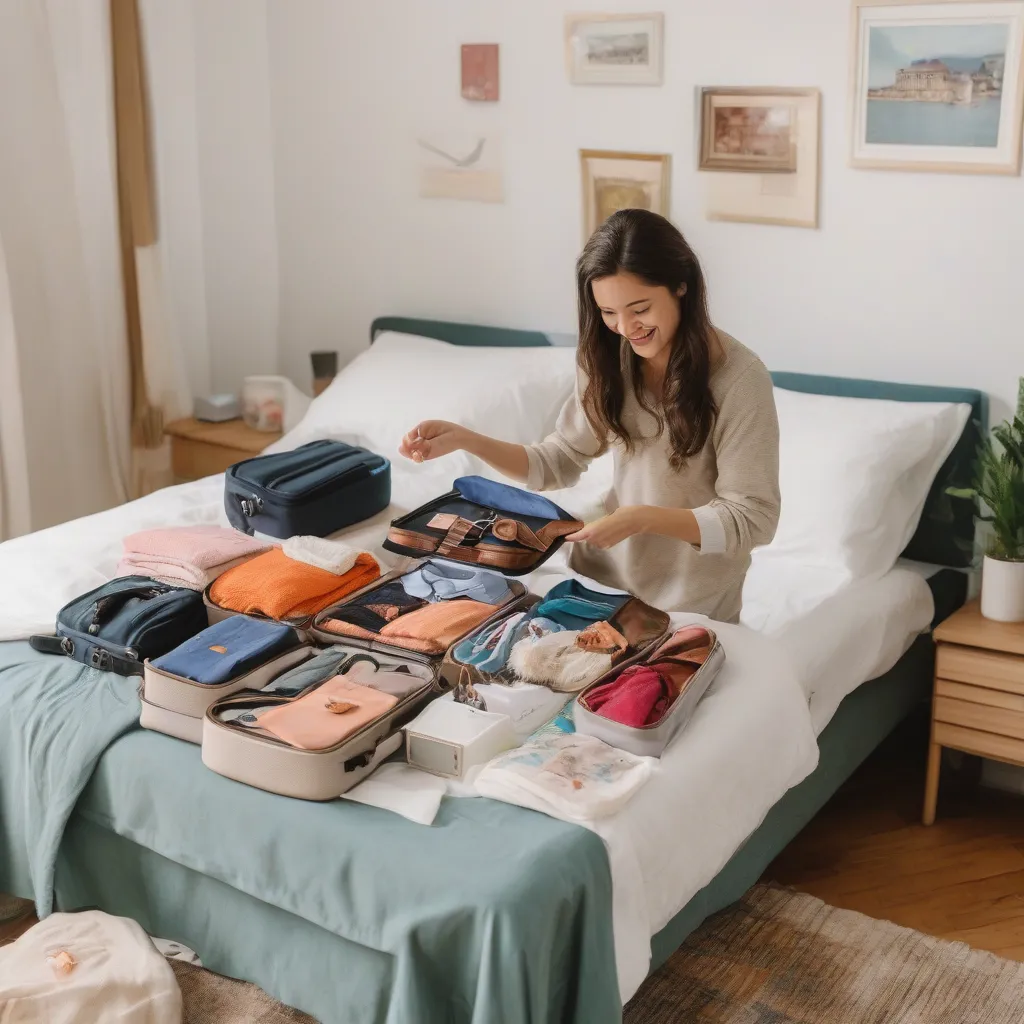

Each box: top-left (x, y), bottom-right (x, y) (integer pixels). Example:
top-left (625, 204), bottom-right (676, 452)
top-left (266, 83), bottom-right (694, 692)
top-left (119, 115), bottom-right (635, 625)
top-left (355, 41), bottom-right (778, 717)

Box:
top-left (0, 910), bottom-right (182, 1023)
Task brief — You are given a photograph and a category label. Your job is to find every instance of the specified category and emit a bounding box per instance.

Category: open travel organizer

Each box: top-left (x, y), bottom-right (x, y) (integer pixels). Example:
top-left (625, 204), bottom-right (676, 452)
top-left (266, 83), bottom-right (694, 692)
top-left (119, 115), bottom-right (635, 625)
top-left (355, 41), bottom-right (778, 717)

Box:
top-left (28, 446), bottom-right (725, 812)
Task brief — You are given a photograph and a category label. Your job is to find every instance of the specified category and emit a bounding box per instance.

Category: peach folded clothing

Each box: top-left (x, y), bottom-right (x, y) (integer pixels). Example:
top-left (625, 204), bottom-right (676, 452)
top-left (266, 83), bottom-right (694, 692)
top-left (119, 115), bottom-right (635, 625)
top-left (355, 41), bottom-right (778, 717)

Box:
top-left (258, 676), bottom-right (398, 750)
top-left (321, 599), bottom-right (496, 655)
top-left (208, 548), bottom-right (380, 621)
top-left (116, 525), bottom-right (273, 591)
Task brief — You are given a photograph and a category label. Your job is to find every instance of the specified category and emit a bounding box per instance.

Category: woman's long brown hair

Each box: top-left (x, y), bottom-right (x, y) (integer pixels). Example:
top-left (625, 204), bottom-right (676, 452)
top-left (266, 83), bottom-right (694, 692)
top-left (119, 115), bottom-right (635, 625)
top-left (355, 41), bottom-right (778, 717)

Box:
top-left (576, 209), bottom-right (717, 468)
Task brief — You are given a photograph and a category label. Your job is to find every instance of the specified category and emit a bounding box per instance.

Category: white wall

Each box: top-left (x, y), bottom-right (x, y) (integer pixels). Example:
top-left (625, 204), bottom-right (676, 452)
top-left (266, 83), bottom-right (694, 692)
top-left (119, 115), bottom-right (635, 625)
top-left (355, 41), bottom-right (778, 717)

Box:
top-left (264, 0), bottom-right (1022, 419)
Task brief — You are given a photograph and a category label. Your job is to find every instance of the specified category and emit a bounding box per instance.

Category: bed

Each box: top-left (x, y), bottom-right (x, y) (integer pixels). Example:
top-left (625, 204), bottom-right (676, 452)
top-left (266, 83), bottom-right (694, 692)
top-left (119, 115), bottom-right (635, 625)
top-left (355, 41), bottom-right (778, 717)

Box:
top-left (0, 317), bottom-right (985, 1023)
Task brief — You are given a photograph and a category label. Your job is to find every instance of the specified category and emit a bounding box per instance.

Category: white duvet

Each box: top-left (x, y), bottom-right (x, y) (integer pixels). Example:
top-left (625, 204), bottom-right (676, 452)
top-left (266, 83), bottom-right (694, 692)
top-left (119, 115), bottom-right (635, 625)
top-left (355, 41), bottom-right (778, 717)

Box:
top-left (0, 459), bottom-right (818, 1003)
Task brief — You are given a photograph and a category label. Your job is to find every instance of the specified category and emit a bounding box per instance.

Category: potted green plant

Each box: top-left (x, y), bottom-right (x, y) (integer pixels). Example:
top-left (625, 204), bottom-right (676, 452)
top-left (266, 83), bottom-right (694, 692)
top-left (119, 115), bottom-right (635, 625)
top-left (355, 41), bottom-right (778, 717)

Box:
top-left (949, 377), bottom-right (1024, 622)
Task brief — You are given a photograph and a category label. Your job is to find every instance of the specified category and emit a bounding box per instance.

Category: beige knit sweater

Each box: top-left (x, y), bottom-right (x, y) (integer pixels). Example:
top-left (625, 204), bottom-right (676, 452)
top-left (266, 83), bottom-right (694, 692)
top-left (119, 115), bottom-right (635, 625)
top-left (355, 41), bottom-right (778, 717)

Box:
top-left (525, 333), bottom-right (780, 621)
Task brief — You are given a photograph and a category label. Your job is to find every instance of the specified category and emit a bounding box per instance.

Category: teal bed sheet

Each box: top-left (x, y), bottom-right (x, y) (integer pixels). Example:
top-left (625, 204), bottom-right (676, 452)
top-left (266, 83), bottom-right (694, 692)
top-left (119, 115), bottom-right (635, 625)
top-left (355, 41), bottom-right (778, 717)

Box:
top-left (0, 645), bottom-right (619, 1024)
top-left (0, 641), bottom-right (139, 916)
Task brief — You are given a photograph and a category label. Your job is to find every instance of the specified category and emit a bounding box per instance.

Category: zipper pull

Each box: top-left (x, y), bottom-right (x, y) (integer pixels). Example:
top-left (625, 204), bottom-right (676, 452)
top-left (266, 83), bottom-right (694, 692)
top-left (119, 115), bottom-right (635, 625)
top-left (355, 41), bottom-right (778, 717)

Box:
top-left (240, 495), bottom-right (264, 517)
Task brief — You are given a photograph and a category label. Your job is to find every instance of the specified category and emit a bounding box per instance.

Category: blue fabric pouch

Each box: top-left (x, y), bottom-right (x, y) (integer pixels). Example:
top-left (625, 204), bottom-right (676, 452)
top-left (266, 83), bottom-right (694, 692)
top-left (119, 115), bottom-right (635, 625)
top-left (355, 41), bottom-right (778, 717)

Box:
top-left (452, 477), bottom-right (571, 521)
top-left (534, 580), bottom-right (629, 631)
top-left (152, 616), bottom-right (300, 685)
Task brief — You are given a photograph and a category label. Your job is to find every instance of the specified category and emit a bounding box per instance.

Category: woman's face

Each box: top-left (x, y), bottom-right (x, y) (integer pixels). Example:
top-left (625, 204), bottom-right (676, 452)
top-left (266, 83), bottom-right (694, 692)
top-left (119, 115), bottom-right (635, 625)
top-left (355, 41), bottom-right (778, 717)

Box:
top-left (591, 271), bottom-right (682, 364)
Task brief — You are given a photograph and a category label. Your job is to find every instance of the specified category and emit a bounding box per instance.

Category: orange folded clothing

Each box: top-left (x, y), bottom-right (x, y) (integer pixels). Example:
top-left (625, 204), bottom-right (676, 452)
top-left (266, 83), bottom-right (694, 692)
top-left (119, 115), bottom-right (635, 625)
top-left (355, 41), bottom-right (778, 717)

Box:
top-left (208, 548), bottom-right (380, 621)
top-left (321, 598), bottom-right (495, 655)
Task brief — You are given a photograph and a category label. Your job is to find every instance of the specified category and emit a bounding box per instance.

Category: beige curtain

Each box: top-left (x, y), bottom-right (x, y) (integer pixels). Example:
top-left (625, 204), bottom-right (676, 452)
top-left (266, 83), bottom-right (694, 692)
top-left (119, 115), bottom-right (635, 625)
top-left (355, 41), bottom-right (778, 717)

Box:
top-left (111, 0), bottom-right (191, 497)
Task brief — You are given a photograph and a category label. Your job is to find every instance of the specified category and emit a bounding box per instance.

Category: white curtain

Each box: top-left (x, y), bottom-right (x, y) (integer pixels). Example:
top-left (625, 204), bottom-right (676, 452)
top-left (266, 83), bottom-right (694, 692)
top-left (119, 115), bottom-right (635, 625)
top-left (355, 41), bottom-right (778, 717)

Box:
top-left (0, 0), bottom-right (131, 537)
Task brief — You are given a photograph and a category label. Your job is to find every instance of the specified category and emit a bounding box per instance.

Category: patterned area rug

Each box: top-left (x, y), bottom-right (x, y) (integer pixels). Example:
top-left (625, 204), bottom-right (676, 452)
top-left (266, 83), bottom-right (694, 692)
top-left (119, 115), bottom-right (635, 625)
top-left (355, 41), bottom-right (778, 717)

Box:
top-left (171, 961), bottom-right (317, 1023)
top-left (625, 883), bottom-right (1024, 1024)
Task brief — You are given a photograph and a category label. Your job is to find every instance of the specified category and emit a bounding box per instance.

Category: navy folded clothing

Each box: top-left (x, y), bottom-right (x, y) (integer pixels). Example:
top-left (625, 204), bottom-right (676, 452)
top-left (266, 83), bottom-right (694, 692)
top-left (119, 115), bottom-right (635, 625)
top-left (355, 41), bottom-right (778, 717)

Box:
top-left (152, 617), bottom-right (300, 685)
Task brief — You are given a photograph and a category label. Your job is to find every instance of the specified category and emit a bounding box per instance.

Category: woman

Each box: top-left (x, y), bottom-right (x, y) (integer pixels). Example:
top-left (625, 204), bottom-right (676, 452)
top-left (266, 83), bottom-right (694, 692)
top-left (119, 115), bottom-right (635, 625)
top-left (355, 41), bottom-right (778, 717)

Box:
top-left (400, 209), bottom-right (780, 621)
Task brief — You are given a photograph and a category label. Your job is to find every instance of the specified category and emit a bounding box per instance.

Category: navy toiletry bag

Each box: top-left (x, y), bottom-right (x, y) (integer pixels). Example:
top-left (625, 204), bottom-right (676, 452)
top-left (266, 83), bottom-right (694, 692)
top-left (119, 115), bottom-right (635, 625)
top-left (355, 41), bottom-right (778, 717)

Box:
top-left (29, 576), bottom-right (208, 676)
top-left (224, 439), bottom-right (391, 539)
top-left (382, 476), bottom-right (584, 575)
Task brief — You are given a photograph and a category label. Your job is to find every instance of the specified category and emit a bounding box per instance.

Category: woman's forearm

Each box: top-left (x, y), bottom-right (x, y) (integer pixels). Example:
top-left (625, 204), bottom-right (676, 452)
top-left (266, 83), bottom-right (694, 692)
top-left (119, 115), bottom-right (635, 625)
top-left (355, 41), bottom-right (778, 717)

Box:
top-left (638, 506), bottom-right (702, 546)
top-left (462, 429), bottom-right (531, 483)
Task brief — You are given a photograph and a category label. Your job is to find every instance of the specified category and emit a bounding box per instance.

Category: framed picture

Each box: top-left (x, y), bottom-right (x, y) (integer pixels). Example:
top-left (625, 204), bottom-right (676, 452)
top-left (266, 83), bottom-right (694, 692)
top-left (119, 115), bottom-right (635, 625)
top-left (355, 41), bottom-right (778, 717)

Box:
top-left (699, 88), bottom-right (801, 172)
top-left (850, 0), bottom-right (1024, 174)
top-left (580, 150), bottom-right (670, 240)
top-left (699, 88), bottom-right (821, 228)
top-left (565, 13), bottom-right (664, 85)
top-left (461, 43), bottom-right (499, 101)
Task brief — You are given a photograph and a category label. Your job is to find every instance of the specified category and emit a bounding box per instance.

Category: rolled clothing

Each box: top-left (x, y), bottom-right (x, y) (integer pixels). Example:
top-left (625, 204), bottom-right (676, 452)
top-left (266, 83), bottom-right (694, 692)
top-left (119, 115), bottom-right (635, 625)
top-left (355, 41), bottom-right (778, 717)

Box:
top-left (116, 525), bottom-right (273, 591)
top-left (208, 548), bottom-right (380, 621)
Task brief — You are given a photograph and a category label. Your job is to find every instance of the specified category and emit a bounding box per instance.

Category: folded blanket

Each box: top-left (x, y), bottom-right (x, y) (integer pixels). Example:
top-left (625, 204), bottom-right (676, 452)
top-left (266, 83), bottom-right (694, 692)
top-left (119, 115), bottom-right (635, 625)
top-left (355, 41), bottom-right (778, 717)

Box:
top-left (116, 526), bottom-right (273, 591)
top-left (208, 549), bottom-right (380, 621)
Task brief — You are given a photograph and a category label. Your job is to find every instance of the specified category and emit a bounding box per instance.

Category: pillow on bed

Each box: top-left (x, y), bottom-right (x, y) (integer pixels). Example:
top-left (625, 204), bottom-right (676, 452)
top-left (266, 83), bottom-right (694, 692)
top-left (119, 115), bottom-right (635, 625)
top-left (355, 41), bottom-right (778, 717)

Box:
top-left (751, 388), bottom-right (971, 588)
top-left (273, 331), bottom-right (578, 457)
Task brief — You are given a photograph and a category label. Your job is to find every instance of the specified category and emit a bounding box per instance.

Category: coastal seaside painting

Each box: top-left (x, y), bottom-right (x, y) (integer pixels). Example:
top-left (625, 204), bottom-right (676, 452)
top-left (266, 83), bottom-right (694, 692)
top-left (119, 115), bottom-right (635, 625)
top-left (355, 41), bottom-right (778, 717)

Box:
top-left (851, 1), bottom-right (1024, 174)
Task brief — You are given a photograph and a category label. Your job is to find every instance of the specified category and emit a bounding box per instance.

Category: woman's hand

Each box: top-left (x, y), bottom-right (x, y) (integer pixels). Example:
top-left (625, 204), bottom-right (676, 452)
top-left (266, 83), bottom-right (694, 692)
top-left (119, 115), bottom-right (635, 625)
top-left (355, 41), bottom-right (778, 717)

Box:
top-left (399, 421), bottom-right (471, 463)
top-left (565, 506), bottom-right (651, 549)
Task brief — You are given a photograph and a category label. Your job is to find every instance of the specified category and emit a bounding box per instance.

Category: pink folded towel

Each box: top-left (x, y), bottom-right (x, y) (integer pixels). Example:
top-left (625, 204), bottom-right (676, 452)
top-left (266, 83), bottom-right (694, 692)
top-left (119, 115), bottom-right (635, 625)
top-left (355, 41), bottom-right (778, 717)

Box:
top-left (116, 525), bottom-right (274, 591)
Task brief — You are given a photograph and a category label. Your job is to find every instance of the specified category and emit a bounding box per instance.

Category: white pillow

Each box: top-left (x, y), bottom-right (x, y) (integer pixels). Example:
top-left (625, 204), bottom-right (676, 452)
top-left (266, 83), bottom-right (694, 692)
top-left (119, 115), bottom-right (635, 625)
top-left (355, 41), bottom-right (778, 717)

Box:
top-left (273, 332), bottom-right (578, 459)
top-left (751, 388), bottom-right (970, 589)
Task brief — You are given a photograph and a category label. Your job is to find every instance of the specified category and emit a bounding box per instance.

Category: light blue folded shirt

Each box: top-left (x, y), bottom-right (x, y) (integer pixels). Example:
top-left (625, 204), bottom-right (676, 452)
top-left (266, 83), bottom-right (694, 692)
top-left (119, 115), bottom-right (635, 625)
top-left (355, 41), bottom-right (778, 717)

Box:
top-left (402, 560), bottom-right (512, 605)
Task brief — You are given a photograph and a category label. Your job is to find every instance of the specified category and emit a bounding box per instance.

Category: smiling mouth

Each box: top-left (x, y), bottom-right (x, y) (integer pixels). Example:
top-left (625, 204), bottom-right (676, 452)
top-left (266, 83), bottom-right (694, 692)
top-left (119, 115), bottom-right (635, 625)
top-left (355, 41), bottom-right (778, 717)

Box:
top-left (627, 327), bottom-right (656, 343)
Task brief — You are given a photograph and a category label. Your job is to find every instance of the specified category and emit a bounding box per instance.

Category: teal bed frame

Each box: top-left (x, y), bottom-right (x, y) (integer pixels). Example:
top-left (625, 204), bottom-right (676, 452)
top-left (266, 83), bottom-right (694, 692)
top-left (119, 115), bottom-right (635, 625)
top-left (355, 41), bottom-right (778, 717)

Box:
top-left (43, 318), bottom-right (983, 1022)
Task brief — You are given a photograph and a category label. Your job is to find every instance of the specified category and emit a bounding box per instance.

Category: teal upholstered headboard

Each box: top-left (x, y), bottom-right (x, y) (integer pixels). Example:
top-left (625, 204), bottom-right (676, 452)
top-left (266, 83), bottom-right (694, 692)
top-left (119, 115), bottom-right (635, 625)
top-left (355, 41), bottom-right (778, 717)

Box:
top-left (370, 317), bottom-right (986, 567)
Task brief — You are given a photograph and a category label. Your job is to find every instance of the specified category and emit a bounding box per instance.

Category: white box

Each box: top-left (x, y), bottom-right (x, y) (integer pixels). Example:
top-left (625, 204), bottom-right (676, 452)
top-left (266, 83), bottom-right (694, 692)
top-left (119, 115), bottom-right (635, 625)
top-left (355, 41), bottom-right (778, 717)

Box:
top-left (404, 701), bottom-right (516, 779)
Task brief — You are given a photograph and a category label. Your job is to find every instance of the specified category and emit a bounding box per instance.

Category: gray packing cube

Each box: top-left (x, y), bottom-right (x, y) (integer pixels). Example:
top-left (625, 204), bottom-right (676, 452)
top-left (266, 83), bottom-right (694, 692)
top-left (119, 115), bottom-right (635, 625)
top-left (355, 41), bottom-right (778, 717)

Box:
top-left (574, 626), bottom-right (725, 758)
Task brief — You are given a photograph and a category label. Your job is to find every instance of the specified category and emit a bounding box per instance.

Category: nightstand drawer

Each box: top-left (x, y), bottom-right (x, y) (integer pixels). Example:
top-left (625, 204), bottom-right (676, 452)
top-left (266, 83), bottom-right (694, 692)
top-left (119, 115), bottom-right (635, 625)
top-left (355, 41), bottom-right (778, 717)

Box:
top-left (935, 645), bottom-right (1024, 695)
top-left (933, 722), bottom-right (1024, 767)
top-left (171, 438), bottom-right (254, 480)
top-left (935, 679), bottom-right (1024, 713)
top-left (934, 695), bottom-right (1024, 739)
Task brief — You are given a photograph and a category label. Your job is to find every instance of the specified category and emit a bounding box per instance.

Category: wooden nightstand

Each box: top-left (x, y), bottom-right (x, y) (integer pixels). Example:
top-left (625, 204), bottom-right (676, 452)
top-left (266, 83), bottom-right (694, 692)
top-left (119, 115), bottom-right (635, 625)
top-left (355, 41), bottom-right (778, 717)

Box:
top-left (164, 418), bottom-right (281, 481)
top-left (924, 599), bottom-right (1024, 825)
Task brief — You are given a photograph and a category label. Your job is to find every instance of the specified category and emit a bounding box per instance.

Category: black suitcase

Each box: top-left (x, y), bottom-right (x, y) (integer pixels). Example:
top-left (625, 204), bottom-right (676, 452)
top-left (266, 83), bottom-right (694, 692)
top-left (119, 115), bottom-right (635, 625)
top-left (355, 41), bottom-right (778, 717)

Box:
top-left (224, 440), bottom-right (391, 539)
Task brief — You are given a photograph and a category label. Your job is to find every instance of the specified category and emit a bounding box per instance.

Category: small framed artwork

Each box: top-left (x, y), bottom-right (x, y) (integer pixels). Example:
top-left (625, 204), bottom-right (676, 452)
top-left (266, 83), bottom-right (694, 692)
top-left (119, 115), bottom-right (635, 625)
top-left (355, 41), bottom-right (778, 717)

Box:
top-left (566, 13), bottom-right (664, 86)
top-left (699, 88), bottom-right (821, 228)
top-left (699, 88), bottom-right (800, 172)
top-left (850, 0), bottom-right (1024, 174)
top-left (461, 43), bottom-right (499, 101)
top-left (580, 150), bottom-right (670, 240)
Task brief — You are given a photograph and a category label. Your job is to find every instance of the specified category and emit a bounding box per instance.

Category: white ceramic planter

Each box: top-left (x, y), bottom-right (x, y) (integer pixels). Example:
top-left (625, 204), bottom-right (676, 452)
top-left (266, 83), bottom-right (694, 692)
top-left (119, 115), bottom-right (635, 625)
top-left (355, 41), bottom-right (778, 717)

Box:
top-left (980, 555), bottom-right (1024, 623)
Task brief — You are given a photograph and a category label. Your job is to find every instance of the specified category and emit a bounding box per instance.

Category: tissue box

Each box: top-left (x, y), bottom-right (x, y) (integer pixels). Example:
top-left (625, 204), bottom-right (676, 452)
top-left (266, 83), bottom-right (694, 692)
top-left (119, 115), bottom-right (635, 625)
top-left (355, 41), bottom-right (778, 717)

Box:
top-left (404, 701), bottom-right (516, 779)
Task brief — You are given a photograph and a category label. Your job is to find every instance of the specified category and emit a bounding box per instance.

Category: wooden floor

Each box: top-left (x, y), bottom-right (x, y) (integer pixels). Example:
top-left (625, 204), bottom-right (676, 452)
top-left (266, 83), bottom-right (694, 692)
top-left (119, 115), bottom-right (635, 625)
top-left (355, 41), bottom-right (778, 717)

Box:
top-left (5, 709), bottom-right (1024, 965)
top-left (766, 708), bottom-right (1024, 961)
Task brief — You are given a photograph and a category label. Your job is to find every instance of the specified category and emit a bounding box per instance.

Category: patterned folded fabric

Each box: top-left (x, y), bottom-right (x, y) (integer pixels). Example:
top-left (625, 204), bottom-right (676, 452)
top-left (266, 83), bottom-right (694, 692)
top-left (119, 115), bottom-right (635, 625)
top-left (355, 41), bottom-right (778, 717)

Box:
top-left (117, 525), bottom-right (273, 591)
top-left (209, 549), bottom-right (380, 621)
